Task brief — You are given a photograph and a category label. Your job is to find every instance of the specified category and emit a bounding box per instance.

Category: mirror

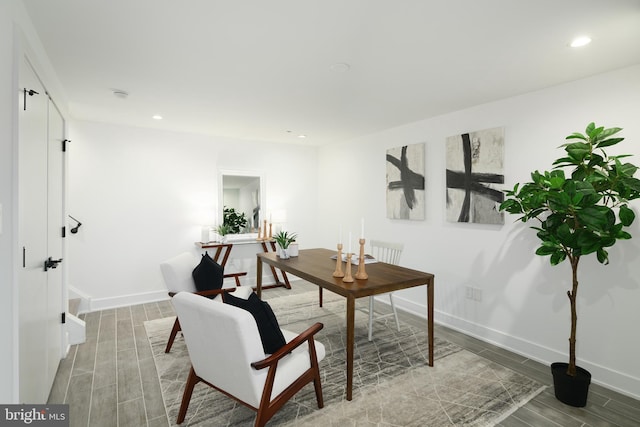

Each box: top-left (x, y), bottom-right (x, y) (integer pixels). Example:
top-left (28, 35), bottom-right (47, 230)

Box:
top-left (220, 171), bottom-right (263, 234)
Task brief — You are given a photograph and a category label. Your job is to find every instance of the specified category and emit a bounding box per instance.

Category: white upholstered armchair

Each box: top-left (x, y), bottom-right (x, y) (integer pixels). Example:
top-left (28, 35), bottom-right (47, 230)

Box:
top-left (171, 291), bottom-right (325, 426)
top-left (160, 250), bottom-right (244, 353)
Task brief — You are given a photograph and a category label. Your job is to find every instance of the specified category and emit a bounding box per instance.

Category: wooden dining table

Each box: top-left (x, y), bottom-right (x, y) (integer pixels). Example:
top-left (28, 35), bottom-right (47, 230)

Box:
top-left (256, 247), bottom-right (435, 401)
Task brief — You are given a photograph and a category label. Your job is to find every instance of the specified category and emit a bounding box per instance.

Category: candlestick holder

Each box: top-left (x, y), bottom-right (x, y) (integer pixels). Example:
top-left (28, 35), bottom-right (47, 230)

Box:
top-left (342, 253), bottom-right (354, 283)
top-left (257, 225), bottom-right (263, 240)
top-left (262, 219), bottom-right (268, 241)
top-left (333, 244), bottom-right (345, 278)
top-left (268, 222), bottom-right (273, 239)
top-left (355, 238), bottom-right (368, 279)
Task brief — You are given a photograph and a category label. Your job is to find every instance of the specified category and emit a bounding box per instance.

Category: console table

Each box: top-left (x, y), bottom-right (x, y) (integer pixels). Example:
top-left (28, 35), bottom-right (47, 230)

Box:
top-left (256, 248), bottom-right (434, 401)
top-left (198, 240), bottom-right (290, 290)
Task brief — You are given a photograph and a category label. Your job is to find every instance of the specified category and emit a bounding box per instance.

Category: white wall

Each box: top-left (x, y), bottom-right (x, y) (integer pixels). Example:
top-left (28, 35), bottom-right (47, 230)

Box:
top-left (67, 120), bottom-right (319, 308)
top-left (317, 64), bottom-right (640, 398)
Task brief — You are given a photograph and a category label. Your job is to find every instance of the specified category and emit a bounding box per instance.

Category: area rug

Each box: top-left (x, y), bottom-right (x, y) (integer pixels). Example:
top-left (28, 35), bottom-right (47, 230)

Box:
top-left (145, 290), bottom-right (544, 426)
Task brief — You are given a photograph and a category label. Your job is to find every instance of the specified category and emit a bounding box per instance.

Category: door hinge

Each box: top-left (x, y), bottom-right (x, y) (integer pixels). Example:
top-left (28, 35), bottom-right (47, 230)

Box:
top-left (62, 139), bottom-right (70, 152)
top-left (62, 226), bottom-right (66, 238)
top-left (23, 88), bottom-right (39, 111)
top-left (61, 312), bottom-right (66, 324)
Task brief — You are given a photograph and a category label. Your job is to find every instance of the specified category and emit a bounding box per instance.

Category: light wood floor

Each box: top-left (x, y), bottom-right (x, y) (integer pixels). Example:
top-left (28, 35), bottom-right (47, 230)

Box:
top-left (49, 281), bottom-right (640, 426)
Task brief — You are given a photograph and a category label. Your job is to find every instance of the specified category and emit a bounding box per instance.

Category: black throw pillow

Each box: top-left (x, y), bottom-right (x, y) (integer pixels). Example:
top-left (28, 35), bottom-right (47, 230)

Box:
top-left (192, 252), bottom-right (224, 292)
top-left (224, 292), bottom-right (287, 354)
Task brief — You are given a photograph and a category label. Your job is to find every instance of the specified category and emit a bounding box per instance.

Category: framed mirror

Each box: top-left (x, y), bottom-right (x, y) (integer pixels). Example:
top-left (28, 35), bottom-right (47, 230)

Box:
top-left (219, 170), bottom-right (264, 234)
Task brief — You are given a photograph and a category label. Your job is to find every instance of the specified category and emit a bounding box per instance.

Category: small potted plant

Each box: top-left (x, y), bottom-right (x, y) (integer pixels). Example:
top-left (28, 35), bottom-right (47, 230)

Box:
top-left (223, 206), bottom-right (248, 234)
top-left (500, 123), bottom-right (640, 407)
top-left (273, 231), bottom-right (297, 259)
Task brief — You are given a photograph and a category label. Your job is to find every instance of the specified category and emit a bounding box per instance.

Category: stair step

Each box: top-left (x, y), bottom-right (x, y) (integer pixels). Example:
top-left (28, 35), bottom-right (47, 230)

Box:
top-left (69, 298), bottom-right (81, 316)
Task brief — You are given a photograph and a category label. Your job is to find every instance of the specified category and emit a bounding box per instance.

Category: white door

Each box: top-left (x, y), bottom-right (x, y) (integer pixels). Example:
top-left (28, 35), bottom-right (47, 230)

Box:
top-left (18, 57), bottom-right (64, 403)
top-left (46, 100), bottom-right (65, 393)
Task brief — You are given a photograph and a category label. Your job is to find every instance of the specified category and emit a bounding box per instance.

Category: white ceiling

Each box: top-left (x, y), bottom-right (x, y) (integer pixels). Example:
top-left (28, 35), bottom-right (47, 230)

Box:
top-left (22, 0), bottom-right (640, 145)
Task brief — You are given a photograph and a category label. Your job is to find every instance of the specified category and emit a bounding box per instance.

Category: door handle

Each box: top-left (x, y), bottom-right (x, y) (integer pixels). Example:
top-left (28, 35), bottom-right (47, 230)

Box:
top-left (44, 257), bottom-right (63, 271)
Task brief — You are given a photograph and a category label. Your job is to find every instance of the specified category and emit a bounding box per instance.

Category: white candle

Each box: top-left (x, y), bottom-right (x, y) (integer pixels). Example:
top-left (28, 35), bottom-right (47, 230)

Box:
top-left (348, 232), bottom-right (352, 254)
top-left (339, 225), bottom-right (342, 244)
top-left (361, 218), bottom-right (364, 239)
top-left (269, 212), bottom-right (272, 223)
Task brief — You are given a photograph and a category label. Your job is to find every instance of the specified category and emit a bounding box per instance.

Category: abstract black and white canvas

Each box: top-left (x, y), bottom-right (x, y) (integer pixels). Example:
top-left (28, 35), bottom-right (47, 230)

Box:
top-left (386, 143), bottom-right (425, 220)
top-left (446, 127), bottom-right (504, 224)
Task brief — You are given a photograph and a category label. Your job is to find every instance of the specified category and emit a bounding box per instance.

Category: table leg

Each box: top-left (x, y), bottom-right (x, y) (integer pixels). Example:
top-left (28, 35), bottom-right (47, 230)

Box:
top-left (346, 295), bottom-right (355, 401)
top-left (428, 280), bottom-right (434, 366)
top-left (256, 256), bottom-right (263, 299)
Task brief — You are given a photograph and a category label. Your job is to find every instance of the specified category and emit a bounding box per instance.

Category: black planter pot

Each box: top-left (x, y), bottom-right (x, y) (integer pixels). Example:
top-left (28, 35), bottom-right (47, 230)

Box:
top-left (551, 362), bottom-right (591, 407)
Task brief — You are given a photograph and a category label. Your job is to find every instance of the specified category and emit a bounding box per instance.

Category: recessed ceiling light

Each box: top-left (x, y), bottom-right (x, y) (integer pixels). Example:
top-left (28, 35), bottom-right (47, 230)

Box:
top-left (298, 134), bottom-right (307, 138)
top-left (152, 115), bottom-right (163, 120)
top-left (329, 63), bottom-right (350, 73)
top-left (570, 36), bottom-right (592, 48)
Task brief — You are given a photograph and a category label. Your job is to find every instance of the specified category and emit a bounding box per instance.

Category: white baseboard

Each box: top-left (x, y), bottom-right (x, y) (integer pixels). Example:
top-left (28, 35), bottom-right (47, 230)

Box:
top-left (87, 277), bottom-right (278, 312)
top-left (89, 289), bottom-right (170, 312)
top-left (386, 294), bottom-right (640, 401)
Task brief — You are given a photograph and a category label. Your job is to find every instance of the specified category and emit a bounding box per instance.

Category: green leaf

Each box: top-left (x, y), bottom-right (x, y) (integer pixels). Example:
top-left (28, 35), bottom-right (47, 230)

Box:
top-left (622, 177), bottom-right (640, 193)
top-left (619, 204), bottom-right (635, 226)
top-left (585, 122), bottom-right (596, 135)
top-left (550, 250), bottom-right (567, 265)
top-left (536, 244), bottom-right (557, 256)
top-left (499, 199), bottom-right (523, 214)
top-left (566, 133), bottom-right (588, 141)
top-left (596, 248), bottom-right (609, 264)
top-left (588, 125), bottom-right (605, 139)
top-left (577, 206), bottom-right (613, 231)
top-left (556, 223), bottom-right (573, 243)
top-left (597, 137), bottom-right (624, 148)
top-left (618, 163), bottom-right (639, 178)
top-left (549, 174), bottom-right (565, 190)
top-left (617, 231), bottom-right (632, 240)
top-left (596, 127), bottom-right (622, 140)
top-left (576, 230), bottom-right (599, 247)
top-left (552, 156), bottom-right (579, 167)
top-left (565, 142), bottom-right (590, 162)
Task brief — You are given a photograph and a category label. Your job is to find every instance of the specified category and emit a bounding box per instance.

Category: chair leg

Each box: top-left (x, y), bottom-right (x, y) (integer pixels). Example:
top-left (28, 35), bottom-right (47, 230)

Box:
top-left (165, 318), bottom-right (181, 353)
top-left (368, 296), bottom-right (374, 341)
top-left (313, 366), bottom-right (324, 409)
top-left (177, 366), bottom-right (199, 424)
top-left (390, 294), bottom-right (400, 331)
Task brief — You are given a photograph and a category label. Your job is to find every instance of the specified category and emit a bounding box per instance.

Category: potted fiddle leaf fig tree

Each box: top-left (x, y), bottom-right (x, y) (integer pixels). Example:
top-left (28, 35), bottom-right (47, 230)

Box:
top-left (500, 123), bottom-right (640, 407)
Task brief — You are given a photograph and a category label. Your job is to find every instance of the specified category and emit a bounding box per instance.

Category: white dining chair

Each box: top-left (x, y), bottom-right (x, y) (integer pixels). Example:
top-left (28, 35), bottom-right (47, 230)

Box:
top-left (366, 240), bottom-right (403, 341)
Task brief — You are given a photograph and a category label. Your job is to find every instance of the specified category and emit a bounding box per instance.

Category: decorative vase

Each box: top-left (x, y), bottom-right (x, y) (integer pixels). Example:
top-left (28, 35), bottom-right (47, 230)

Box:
top-left (278, 246), bottom-right (290, 259)
top-left (551, 362), bottom-right (591, 407)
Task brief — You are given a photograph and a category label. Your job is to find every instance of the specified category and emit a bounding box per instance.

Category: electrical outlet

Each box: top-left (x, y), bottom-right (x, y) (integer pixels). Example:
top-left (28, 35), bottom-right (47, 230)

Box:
top-left (465, 286), bottom-right (473, 299)
top-left (465, 286), bottom-right (482, 302)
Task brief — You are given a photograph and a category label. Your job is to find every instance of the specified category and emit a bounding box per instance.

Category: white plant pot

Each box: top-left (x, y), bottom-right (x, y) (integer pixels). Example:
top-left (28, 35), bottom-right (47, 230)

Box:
top-left (289, 242), bottom-right (299, 257)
